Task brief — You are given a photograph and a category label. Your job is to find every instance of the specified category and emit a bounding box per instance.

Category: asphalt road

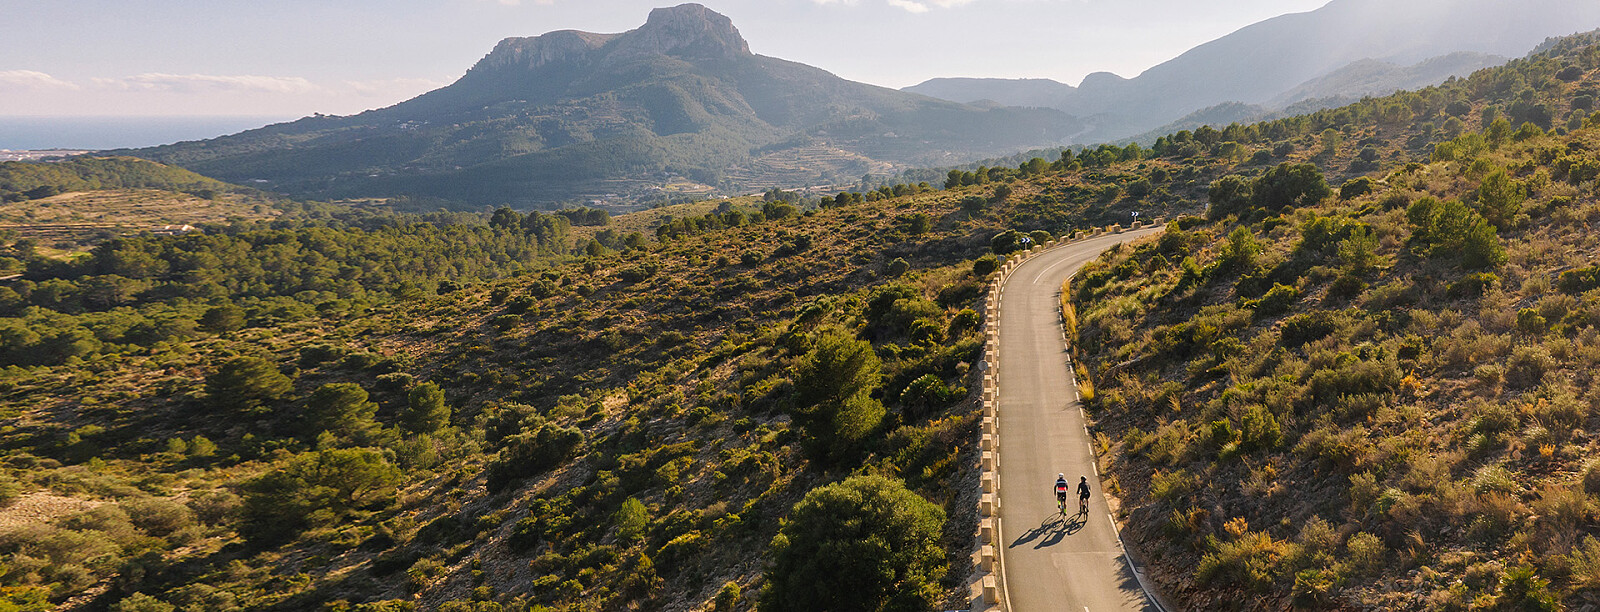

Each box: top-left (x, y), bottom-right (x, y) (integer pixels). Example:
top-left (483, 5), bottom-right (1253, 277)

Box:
top-left (996, 228), bottom-right (1163, 612)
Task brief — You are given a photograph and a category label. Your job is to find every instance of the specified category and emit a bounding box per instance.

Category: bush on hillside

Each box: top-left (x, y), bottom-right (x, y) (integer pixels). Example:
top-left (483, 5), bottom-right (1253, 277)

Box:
top-left (759, 475), bottom-right (946, 612)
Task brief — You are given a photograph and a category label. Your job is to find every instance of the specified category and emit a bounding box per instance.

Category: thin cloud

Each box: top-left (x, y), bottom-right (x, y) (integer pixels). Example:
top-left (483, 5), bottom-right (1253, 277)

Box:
top-left (0, 70), bottom-right (81, 90)
top-left (95, 73), bottom-right (321, 95)
top-left (887, 0), bottom-right (930, 13)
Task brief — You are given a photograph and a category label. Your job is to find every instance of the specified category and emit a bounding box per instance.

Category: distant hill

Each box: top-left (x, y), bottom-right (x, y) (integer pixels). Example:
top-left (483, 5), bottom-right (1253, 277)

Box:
top-left (902, 78), bottom-right (1075, 109)
top-left (118, 4), bottom-right (1081, 208)
top-left (905, 0), bottom-right (1600, 141)
top-left (0, 156), bottom-right (247, 202)
top-left (1266, 51), bottom-right (1508, 108)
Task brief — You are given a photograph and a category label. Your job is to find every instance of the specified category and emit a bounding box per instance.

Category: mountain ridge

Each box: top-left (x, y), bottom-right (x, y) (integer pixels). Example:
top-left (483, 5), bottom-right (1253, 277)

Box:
top-left (117, 4), bottom-right (1081, 208)
top-left (905, 0), bottom-right (1600, 141)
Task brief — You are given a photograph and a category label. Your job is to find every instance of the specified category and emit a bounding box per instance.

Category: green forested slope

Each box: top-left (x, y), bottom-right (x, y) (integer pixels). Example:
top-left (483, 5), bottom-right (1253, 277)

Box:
top-left (0, 141), bottom-right (1194, 611)
top-left (0, 157), bottom-right (247, 203)
top-left (1073, 32), bottom-right (1600, 610)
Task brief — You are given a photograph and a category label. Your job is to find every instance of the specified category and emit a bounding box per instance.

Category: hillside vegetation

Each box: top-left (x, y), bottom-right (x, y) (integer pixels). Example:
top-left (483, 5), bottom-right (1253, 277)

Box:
top-left (0, 135), bottom-right (1198, 611)
top-left (1073, 32), bottom-right (1600, 609)
top-left (10, 22), bottom-right (1600, 612)
top-left (0, 157), bottom-right (256, 204)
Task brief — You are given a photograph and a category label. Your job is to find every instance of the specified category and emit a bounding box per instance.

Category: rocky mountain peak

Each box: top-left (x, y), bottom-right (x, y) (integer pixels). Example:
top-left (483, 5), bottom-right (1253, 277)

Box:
top-left (618, 3), bottom-right (751, 59)
top-left (469, 4), bottom-right (749, 73)
top-left (474, 30), bottom-right (617, 72)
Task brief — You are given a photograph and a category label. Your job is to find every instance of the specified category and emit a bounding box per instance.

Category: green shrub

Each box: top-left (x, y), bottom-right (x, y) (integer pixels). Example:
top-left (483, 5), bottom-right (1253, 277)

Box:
top-left (614, 497), bottom-right (648, 542)
top-left (1327, 274), bottom-right (1367, 299)
top-left (972, 255), bottom-right (999, 276)
top-left (1405, 197), bottom-right (1506, 269)
top-left (1337, 532), bottom-right (1386, 579)
top-left (1195, 531), bottom-right (1284, 592)
top-left (1150, 469), bottom-right (1194, 504)
top-left (1339, 177), bottom-right (1376, 200)
top-left (1515, 308), bottom-right (1547, 334)
top-left (791, 330), bottom-right (885, 461)
top-left (485, 423), bottom-right (584, 492)
top-left (960, 195), bottom-right (988, 215)
top-left (1504, 345), bottom-right (1554, 388)
top-left (1255, 284), bottom-right (1299, 317)
top-left (1280, 311), bottom-right (1340, 346)
top-left (1493, 565), bottom-right (1559, 611)
top-left (298, 344), bottom-right (346, 368)
top-left (1208, 175), bottom-right (1254, 220)
top-left (1309, 359), bottom-right (1401, 404)
top-left (307, 383), bottom-right (379, 438)
top-left (198, 304), bottom-right (245, 334)
top-left (990, 230), bottom-right (1023, 255)
top-left (205, 357), bottom-right (293, 414)
top-left (1448, 272), bottom-right (1500, 298)
top-left (884, 258), bottom-right (910, 278)
top-left (110, 593), bottom-right (174, 612)
top-left (759, 475), bottom-right (945, 612)
top-left (1239, 405), bottom-right (1282, 451)
top-left (1217, 226), bottom-right (1260, 273)
top-left (899, 374), bottom-right (952, 417)
top-left (402, 382), bottom-right (451, 434)
top-left (1557, 265), bottom-right (1600, 294)
top-left (1253, 163), bottom-right (1331, 211)
top-left (187, 490), bottom-right (241, 526)
top-left (948, 309), bottom-right (980, 336)
top-left (714, 581), bottom-right (742, 612)
top-left (120, 497), bottom-right (194, 537)
top-left (241, 448), bottom-right (401, 543)
top-left (1475, 170), bottom-right (1526, 228)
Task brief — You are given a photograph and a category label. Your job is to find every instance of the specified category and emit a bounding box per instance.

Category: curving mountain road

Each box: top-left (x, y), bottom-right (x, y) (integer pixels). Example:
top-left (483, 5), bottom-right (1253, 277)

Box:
top-left (995, 228), bottom-right (1164, 612)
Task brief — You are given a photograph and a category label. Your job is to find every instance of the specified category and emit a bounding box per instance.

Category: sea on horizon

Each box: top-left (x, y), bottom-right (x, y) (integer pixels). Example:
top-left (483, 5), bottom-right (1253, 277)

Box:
top-left (0, 115), bottom-right (295, 151)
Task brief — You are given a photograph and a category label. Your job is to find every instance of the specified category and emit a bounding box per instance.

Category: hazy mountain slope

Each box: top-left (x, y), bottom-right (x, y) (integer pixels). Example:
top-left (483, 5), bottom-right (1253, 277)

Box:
top-left (1267, 52), bottom-right (1509, 108)
top-left (907, 0), bottom-right (1600, 142)
top-left (1122, 52), bottom-right (1510, 145)
top-left (1069, 0), bottom-right (1600, 134)
top-left (118, 4), bottom-right (1081, 207)
top-left (901, 77), bottom-right (1076, 108)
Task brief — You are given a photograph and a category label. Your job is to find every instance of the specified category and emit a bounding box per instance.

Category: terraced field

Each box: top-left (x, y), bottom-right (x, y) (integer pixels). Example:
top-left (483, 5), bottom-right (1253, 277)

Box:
top-left (0, 189), bottom-right (277, 251)
top-left (723, 145), bottom-right (900, 189)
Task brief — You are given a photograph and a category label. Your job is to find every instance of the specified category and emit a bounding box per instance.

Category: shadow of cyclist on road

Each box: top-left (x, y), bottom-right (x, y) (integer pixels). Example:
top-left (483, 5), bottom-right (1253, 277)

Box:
top-left (1011, 512), bottom-right (1089, 550)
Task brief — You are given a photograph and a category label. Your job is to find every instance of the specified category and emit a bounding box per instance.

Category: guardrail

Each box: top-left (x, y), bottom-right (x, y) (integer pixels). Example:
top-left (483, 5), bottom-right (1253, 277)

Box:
top-left (968, 219), bottom-right (1161, 612)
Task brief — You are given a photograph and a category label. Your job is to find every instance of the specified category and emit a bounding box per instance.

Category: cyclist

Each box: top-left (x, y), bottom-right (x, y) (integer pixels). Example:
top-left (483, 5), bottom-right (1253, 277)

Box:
top-left (1053, 473), bottom-right (1070, 514)
top-left (1077, 476), bottom-right (1091, 513)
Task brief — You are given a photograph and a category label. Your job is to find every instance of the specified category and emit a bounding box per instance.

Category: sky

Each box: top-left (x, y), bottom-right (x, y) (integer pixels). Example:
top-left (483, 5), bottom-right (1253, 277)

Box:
top-left (0, 0), bottom-right (1329, 119)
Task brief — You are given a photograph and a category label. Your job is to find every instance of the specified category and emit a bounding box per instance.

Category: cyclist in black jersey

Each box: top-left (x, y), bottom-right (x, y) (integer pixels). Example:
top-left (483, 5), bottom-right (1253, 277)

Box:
top-left (1077, 476), bottom-right (1091, 513)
